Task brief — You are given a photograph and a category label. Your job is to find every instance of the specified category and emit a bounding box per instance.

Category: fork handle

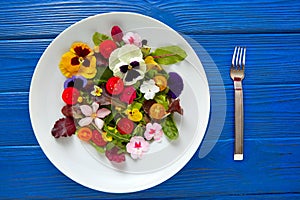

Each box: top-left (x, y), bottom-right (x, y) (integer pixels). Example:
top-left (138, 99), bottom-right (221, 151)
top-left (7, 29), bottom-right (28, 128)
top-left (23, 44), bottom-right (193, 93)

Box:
top-left (234, 79), bottom-right (244, 160)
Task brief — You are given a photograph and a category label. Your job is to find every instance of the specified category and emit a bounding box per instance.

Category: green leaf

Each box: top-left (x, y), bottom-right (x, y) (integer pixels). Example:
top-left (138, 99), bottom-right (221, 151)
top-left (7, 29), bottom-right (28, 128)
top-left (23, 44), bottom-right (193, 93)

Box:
top-left (92, 32), bottom-right (111, 46)
top-left (127, 102), bottom-right (143, 111)
top-left (106, 142), bottom-right (115, 151)
top-left (154, 93), bottom-right (169, 109)
top-left (151, 46), bottom-right (187, 65)
top-left (162, 115), bottom-right (179, 140)
top-left (90, 141), bottom-right (106, 153)
top-left (132, 124), bottom-right (145, 137)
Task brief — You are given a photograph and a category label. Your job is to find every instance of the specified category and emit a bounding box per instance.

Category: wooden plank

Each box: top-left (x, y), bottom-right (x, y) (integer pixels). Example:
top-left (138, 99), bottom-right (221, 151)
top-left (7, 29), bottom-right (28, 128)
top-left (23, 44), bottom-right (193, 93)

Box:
top-left (0, 33), bottom-right (299, 92)
top-left (1, 138), bottom-right (300, 198)
top-left (0, 82), bottom-right (299, 146)
top-left (0, 0), bottom-right (299, 39)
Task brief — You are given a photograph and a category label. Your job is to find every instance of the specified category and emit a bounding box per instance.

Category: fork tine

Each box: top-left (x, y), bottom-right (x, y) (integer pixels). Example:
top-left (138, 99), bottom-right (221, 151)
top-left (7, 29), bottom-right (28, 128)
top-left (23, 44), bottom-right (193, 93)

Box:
top-left (238, 47), bottom-right (243, 69)
top-left (231, 46), bottom-right (237, 67)
top-left (235, 47), bottom-right (241, 69)
top-left (242, 48), bottom-right (246, 69)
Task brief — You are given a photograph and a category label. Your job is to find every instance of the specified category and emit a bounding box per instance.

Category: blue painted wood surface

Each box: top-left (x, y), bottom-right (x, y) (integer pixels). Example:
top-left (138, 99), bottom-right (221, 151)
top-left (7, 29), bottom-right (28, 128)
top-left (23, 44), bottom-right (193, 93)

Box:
top-left (0, 0), bottom-right (300, 199)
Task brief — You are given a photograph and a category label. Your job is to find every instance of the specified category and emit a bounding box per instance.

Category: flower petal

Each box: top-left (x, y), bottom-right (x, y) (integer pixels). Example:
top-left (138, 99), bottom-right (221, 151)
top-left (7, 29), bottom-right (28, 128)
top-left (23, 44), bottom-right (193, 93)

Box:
top-left (78, 117), bottom-right (93, 127)
top-left (109, 47), bottom-right (121, 71)
top-left (118, 44), bottom-right (142, 63)
top-left (91, 102), bottom-right (99, 112)
top-left (96, 108), bottom-right (111, 118)
top-left (94, 118), bottom-right (104, 130)
top-left (144, 92), bottom-right (156, 100)
top-left (79, 105), bottom-right (92, 116)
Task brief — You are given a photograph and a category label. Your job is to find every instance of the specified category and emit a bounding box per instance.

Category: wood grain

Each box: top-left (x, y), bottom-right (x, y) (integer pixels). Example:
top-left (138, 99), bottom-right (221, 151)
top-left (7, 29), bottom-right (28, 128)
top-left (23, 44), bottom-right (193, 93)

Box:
top-left (1, 139), bottom-right (299, 198)
top-left (0, 0), bottom-right (299, 39)
top-left (1, 0), bottom-right (300, 198)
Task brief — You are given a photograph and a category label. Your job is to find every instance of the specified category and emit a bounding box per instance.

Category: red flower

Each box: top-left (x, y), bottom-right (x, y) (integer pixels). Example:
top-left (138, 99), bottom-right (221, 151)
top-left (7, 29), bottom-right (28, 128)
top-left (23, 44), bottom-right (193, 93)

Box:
top-left (99, 40), bottom-right (117, 59)
top-left (111, 26), bottom-right (123, 42)
top-left (120, 86), bottom-right (136, 104)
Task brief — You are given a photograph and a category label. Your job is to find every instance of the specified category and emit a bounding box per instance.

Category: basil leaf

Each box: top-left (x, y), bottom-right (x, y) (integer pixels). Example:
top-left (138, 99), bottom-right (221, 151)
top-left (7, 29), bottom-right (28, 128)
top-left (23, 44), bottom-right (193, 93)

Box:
top-left (162, 115), bottom-right (179, 140)
top-left (151, 46), bottom-right (187, 65)
top-left (92, 32), bottom-right (111, 46)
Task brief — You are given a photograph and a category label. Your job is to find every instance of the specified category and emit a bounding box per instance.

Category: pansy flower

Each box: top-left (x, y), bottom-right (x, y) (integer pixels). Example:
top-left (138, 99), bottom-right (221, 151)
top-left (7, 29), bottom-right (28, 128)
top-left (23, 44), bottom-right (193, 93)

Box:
top-left (109, 44), bottom-right (146, 85)
top-left (59, 42), bottom-right (97, 79)
top-left (64, 75), bottom-right (87, 89)
top-left (167, 72), bottom-right (184, 99)
top-left (126, 136), bottom-right (149, 159)
top-left (126, 108), bottom-right (143, 122)
top-left (122, 32), bottom-right (142, 47)
top-left (144, 123), bottom-right (164, 142)
top-left (140, 79), bottom-right (160, 100)
top-left (91, 85), bottom-right (103, 97)
top-left (78, 102), bottom-right (111, 130)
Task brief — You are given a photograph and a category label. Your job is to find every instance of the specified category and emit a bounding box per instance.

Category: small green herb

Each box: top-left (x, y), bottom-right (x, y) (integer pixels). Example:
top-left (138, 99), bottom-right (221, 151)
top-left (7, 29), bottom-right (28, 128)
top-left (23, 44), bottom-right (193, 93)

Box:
top-left (92, 32), bottom-right (111, 46)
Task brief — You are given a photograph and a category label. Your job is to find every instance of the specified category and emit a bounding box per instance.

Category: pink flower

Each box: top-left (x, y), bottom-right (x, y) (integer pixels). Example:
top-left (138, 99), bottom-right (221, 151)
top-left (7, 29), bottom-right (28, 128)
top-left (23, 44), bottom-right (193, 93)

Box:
top-left (144, 123), bottom-right (164, 142)
top-left (122, 32), bottom-right (142, 47)
top-left (78, 102), bottom-right (111, 130)
top-left (120, 86), bottom-right (136, 104)
top-left (126, 136), bottom-right (149, 159)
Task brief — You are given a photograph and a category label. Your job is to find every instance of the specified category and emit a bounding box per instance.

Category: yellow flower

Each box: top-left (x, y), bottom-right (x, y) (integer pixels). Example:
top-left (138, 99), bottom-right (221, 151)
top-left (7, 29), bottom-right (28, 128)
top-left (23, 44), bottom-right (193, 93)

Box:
top-left (144, 56), bottom-right (162, 71)
top-left (102, 132), bottom-right (112, 142)
top-left (91, 85), bottom-right (103, 96)
top-left (126, 108), bottom-right (143, 122)
top-left (59, 42), bottom-right (97, 79)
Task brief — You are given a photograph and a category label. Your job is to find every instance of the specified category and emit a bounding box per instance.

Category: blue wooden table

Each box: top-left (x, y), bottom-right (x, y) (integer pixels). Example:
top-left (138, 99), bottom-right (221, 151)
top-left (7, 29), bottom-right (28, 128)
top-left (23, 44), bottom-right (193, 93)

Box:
top-left (1, 1), bottom-right (300, 199)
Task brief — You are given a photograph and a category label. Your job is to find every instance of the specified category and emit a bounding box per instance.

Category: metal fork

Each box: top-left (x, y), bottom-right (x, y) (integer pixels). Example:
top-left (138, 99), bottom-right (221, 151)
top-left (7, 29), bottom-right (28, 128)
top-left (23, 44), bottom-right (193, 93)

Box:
top-left (230, 46), bottom-right (246, 161)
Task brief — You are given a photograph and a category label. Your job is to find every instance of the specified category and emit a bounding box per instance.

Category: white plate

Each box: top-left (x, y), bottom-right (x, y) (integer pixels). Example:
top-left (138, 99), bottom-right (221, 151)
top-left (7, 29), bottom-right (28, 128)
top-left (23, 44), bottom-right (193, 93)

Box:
top-left (29, 12), bottom-right (210, 193)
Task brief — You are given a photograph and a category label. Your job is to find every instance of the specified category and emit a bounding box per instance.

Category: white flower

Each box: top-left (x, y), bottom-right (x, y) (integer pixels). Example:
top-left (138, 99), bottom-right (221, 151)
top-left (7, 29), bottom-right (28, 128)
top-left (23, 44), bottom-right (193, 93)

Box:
top-left (78, 102), bottom-right (111, 130)
top-left (109, 44), bottom-right (146, 85)
top-left (140, 79), bottom-right (160, 100)
top-left (122, 32), bottom-right (142, 47)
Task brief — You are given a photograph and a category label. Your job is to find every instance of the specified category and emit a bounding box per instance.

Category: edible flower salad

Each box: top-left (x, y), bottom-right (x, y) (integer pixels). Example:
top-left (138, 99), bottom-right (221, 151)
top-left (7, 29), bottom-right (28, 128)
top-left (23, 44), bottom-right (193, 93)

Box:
top-left (51, 26), bottom-right (186, 163)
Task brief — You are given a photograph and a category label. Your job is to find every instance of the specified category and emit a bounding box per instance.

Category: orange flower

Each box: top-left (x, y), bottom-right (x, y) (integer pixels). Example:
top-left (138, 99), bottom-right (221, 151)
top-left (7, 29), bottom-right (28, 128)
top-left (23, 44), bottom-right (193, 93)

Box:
top-left (59, 42), bottom-right (97, 79)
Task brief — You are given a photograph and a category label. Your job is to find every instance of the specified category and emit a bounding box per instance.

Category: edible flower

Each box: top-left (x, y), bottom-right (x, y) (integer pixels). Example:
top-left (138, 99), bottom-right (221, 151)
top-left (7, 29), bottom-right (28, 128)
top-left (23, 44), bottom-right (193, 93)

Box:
top-left (126, 108), bottom-right (143, 122)
top-left (102, 132), bottom-right (113, 142)
top-left (109, 44), bottom-right (146, 85)
top-left (64, 75), bottom-right (87, 89)
top-left (122, 32), bottom-right (142, 47)
top-left (167, 72), bottom-right (184, 99)
top-left (144, 56), bottom-right (162, 71)
top-left (144, 122), bottom-right (164, 142)
top-left (126, 136), bottom-right (149, 159)
top-left (140, 79), bottom-right (160, 100)
top-left (111, 26), bottom-right (123, 42)
top-left (59, 42), bottom-right (97, 79)
top-left (91, 85), bottom-right (103, 97)
top-left (78, 102), bottom-right (111, 130)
